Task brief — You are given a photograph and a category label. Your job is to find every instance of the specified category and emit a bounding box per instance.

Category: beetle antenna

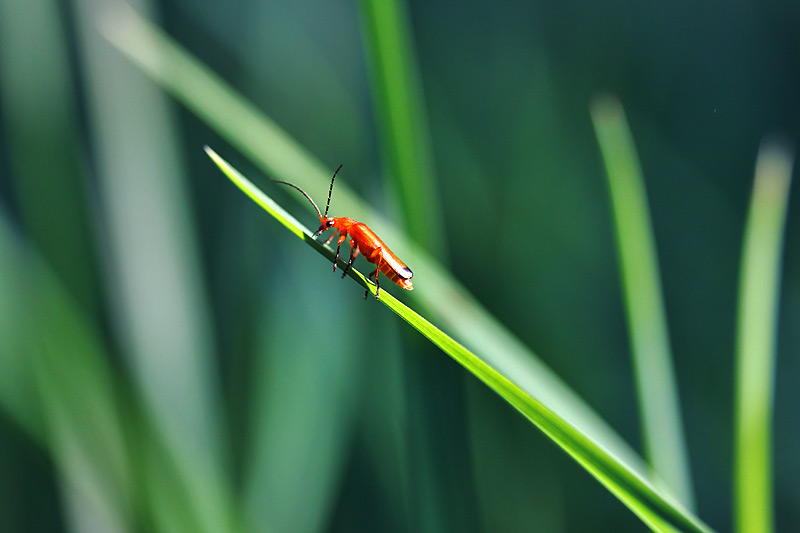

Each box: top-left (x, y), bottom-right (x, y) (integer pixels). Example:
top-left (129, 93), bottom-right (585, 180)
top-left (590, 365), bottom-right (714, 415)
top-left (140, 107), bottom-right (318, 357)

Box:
top-left (324, 164), bottom-right (342, 219)
top-left (271, 179), bottom-right (323, 221)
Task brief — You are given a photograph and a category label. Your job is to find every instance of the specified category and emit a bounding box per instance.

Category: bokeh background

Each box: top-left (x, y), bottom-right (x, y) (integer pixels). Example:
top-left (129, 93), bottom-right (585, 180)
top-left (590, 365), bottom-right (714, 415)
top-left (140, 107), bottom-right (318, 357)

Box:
top-left (1, 0), bottom-right (799, 531)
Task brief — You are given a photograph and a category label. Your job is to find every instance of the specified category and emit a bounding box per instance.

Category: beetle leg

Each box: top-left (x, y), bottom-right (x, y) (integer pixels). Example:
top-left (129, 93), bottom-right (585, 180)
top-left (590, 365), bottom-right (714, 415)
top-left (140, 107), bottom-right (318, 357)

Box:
top-left (332, 233), bottom-right (347, 271)
top-left (342, 240), bottom-right (359, 278)
top-left (373, 254), bottom-right (383, 299)
top-left (364, 269), bottom-right (377, 299)
top-left (363, 251), bottom-right (383, 299)
top-left (323, 231), bottom-right (336, 245)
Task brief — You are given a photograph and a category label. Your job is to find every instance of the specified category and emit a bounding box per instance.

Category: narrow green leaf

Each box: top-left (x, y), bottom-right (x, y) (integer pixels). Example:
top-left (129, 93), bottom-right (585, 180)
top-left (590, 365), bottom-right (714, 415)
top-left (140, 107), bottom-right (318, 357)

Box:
top-left (206, 147), bottom-right (714, 533)
top-left (591, 95), bottom-right (694, 508)
top-left (0, 211), bottom-right (132, 531)
top-left (75, 1), bottom-right (234, 530)
top-left (733, 141), bottom-right (793, 533)
top-left (0, 0), bottom-right (98, 312)
top-left (0, 208), bottom-right (246, 533)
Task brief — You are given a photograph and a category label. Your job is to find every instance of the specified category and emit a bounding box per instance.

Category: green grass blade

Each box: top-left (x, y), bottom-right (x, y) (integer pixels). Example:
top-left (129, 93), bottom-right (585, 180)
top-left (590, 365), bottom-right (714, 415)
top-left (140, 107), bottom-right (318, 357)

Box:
top-left (0, 0), bottom-right (98, 313)
top-left (206, 147), bottom-right (714, 533)
top-left (358, 0), bottom-right (446, 254)
top-left (28, 275), bottom-right (134, 533)
top-left (242, 266), bottom-right (362, 533)
top-left (591, 95), bottom-right (694, 508)
top-left (0, 0), bottom-right (113, 527)
top-left (103, 7), bottom-right (652, 479)
top-left (99, 1), bottom-right (331, 195)
top-left (74, 2), bottom-right (234, 530)
top-left (733, 141), bottom-right (793, 533)
top-left (0, 208), bottom-right (246, 533)
top-left (0, 211), bottom-right (133, 531)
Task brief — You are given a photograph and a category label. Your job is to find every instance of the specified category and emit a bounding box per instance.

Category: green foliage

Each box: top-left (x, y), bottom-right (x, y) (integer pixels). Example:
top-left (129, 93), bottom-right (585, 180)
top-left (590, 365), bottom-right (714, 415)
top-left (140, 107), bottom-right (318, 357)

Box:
top-left (733, 143), bottom-right (794, 533)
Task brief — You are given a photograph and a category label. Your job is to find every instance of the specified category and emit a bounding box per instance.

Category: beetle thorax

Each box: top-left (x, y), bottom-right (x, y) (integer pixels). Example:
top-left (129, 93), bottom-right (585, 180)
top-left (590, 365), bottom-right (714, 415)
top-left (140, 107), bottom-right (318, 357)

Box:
top-left (333, 217), bottom-right (357, 233)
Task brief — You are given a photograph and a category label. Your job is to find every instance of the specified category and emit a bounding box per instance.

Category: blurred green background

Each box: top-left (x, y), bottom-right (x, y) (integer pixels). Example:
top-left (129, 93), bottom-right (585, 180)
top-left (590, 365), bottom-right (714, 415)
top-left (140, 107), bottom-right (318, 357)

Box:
top-left (0, 0), bottom-right (798, 531)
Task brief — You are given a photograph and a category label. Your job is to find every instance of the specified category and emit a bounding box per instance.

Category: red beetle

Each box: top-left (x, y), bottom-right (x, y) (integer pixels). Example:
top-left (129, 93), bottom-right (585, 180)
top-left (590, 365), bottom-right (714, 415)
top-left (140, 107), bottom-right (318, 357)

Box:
top-left (273, 165), bottom-right (413, 299)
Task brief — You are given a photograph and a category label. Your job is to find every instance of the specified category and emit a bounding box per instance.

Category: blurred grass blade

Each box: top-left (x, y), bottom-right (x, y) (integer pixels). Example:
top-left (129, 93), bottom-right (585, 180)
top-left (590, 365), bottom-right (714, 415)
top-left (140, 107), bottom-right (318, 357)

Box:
top-left (0, 208), bottom-right (246, 532)
top-left (358, 0), bottom-right (446, 255)
top-left (206, 147), bottom-right (714, 533)
top-left (0, 210), bottom-right (132, 531)
top-left (30, 281), bottom-right (133, 533)
top-left (359, 2), bottom-right (465, 528)
top-left (591, 95), bottom-right (694, 508)
top-left (104, 5), bottom-right (654, 479)
top-left (74, 1), bottom-right (235, 531)
top-left (100, 0), bottom-right (332, 193)
top-left (733, 141), bottom-right (793, 533)
top-left (0, 0), bottom-right (98, 313)
top-left (243, 258), bottom-right (362, 533)
top-left (0, 0), bottom-right (113, 527)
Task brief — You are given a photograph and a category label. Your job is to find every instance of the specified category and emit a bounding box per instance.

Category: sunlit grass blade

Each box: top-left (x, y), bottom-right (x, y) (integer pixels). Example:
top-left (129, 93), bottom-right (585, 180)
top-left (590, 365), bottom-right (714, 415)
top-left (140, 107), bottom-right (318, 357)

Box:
top-left (733, 141), bottom-right (793, 533)
top-left (207, 147), bottom-right (714, 532)
top-left (358, 0), bottom-right (445, 254)
top-left (204, 147), bottom-right (367, 279)
top-left (591, 95), bottom-right (694, 508)
top-left (103, 5), bottom-right (653, 478)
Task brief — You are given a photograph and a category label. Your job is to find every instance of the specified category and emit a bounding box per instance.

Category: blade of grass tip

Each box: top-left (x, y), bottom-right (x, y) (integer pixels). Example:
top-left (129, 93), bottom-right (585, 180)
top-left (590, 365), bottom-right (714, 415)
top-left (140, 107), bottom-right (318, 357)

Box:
top-left (204, 147), bottom-right (359, 271)
top-left (99, 0), bottom-right (333, 198)
top-left (733, 140), bottom-right (793, 533)
top-left (358, 0), bottom-right (446, 256)
top-left (206, 148), bottom-right (714, 533)
top-left (591, 95), bottom-right (694, 508)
